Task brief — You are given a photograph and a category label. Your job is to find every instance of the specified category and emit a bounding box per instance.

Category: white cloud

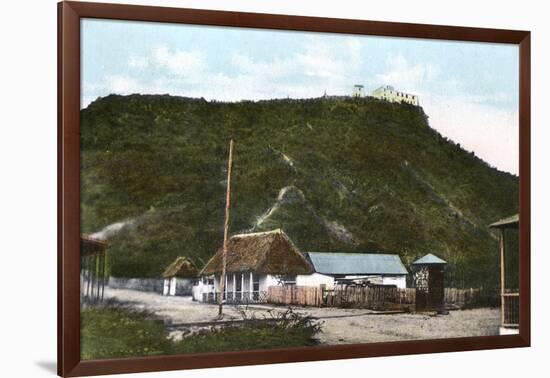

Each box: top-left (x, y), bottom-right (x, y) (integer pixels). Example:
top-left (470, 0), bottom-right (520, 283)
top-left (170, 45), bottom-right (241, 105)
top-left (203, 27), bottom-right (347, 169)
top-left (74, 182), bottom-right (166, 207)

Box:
top-left (376, 54), bottom-right (438, 93)
top-left (151, 45), bottom-right (205, 79)
top-left (128, 56), bottom-right (149, 69)
top-left (296, 36), bottom-right (362, 81)
top-left (107, 75), bottom-right (142, 94)
top-left (83, 38), bottom-right (365, 106)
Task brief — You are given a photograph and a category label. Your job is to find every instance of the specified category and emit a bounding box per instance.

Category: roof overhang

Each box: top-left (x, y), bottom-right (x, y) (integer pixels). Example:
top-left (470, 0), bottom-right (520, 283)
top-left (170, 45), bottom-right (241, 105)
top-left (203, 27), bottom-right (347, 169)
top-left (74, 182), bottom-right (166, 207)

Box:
top-left (489, 214), bottom-right (519, 229)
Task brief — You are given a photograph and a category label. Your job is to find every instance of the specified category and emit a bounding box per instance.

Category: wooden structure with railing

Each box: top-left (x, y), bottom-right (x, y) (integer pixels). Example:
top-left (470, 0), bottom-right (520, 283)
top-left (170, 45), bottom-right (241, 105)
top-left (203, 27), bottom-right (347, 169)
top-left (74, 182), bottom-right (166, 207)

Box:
top-left (489, 214), bottom-right (519, 331)
top-left (80, 234), bottom-right (108, 303)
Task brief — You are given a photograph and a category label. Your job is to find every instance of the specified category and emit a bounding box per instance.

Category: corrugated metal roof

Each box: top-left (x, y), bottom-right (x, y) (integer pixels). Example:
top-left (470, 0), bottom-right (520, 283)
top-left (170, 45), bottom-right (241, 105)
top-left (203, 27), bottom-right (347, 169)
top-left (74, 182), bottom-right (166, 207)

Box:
top-left (305, 252), bottom-right (408, 275)
top-left (411, 253), bottom-right (447, 265)
top-left (489, 214), bottom-right (519, 229)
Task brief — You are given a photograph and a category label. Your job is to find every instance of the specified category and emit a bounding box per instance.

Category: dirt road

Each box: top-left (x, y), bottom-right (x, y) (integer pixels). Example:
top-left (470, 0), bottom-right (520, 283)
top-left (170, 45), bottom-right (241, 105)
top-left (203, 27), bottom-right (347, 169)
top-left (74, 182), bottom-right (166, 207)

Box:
top-left (103, 287), bottom-right (500, 344)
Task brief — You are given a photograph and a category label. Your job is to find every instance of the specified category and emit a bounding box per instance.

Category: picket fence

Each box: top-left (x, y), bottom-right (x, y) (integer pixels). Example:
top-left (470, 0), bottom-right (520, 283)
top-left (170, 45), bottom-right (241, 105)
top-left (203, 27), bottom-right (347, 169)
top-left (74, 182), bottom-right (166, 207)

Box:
top-left (267, 285), bottom-right (496, 311)
top-left (267, 286), bottom-right (324, 307)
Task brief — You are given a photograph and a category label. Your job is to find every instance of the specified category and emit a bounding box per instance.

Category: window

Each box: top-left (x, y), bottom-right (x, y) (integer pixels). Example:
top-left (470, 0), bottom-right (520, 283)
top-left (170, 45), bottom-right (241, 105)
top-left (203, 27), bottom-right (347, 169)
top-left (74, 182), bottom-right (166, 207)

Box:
top-left (280, 274), bottom-right (297, 285)
top-left (236, 273), bottom-right (242, 292)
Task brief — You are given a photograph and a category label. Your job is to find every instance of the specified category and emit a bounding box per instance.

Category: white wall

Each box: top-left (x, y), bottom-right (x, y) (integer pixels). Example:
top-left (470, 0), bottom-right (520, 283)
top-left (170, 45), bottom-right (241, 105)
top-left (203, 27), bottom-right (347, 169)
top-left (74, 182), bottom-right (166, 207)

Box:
top-left (193, 278), bottom-right (215, 301)
top-left (372, 87), bottom-right (419, 106)
top-left (382, 276), bottom-right (407, 289)
top-left (108, 276), bottom-right (164, 293)
top-left (170, 277), bottom-right (177, 295)
top-left (297, 273), bottom-right (335, 288)
top-left (163, 279), bottom-right (170, 295)
top-left (2, 1), bottom-right (548, 378)
top-left (260, 274), bottom-right (280, 292)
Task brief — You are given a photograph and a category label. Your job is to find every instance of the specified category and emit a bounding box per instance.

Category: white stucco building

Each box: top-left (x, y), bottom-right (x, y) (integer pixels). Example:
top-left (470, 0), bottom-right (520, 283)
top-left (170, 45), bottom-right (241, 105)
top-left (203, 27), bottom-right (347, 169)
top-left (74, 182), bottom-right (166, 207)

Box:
top-left (193, 229), bottom-right (314, 303)
top-left (371, 85), bottom-right (419, 106)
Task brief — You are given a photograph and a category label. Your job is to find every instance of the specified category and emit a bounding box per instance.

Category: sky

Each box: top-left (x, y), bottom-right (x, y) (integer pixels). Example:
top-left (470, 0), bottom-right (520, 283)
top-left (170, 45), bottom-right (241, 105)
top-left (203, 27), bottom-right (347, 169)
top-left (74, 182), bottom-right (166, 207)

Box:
top-left (81, 19), bottom-right (519, 175)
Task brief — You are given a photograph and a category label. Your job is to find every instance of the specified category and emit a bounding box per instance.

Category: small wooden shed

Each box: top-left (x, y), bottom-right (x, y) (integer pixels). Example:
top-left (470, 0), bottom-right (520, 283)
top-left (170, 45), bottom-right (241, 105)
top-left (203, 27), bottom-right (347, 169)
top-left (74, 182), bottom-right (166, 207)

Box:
top-left (411, 253), bottom-right (447, 313)
top-left (162, 257), bottom-right (199, 296)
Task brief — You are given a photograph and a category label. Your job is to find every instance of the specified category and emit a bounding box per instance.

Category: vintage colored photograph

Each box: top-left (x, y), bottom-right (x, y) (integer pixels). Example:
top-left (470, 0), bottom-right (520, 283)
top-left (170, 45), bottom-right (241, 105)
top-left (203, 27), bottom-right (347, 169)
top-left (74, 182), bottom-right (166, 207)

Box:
top-left (79, 18), bottom-right (520, 360)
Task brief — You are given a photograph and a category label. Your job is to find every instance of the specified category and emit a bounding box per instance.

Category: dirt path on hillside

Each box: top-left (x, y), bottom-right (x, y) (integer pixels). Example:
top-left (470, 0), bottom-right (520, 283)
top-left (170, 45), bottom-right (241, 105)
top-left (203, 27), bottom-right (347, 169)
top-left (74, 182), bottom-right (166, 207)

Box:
top-left (103, 287), bottom-right (500, 344)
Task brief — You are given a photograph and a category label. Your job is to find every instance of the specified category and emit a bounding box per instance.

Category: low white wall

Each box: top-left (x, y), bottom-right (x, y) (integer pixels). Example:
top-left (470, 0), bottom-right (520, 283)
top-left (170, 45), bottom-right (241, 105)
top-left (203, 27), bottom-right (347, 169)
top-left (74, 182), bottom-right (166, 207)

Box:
top-left (108, 276), bottom-right (164, 293)
top-left (296, 273), bottom-right (335, 289)
top-left (381, 276), bottom-right (407, 289)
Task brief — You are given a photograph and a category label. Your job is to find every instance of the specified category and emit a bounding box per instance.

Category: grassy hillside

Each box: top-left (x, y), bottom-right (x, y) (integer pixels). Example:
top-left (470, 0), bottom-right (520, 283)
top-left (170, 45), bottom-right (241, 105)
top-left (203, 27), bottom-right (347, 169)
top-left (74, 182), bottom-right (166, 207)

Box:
top-left (80, 94), bottom-right (519, 288)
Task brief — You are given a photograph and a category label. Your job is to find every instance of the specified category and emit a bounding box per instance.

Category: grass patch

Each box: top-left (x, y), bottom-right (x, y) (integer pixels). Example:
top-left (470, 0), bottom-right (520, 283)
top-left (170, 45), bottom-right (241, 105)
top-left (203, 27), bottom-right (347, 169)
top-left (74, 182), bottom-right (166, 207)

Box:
top-left (81, 303), bottom-right (321, 360)
top-left (173, 307), bottom-right (322, 354)
top-left (80, 302), bottom-right (172, 360)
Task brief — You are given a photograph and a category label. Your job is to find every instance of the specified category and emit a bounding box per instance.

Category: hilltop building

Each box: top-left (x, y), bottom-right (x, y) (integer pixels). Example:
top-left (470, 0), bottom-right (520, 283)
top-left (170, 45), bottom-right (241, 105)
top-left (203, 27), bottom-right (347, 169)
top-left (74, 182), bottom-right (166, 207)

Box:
top-left (371, 85), bottom-right (419, 106)
top-left (352, 84), bottom-right (365, 97)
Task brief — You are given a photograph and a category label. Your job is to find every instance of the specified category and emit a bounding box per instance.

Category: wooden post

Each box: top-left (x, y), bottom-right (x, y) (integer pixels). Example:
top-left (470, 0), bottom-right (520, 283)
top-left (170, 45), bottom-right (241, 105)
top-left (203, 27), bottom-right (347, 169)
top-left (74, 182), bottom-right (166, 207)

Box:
top-left (500, 228), bottom-right (506, 326)
top-left (218, 139), bottom-right (234, 316)
top-left (101, 252), bottom-right (106, 301)
top-left (99, 252), bottom-right (104, 301)
top-left (241, 273), bottom-right (244, 301)
top-left (86, 255), bottom-right (91, 299)
top-left (225, 274), bottom-right (228, 300)
top-left (94, 254), bottom-right (100, 301)
top-left (232, 273), bottom-right (236, 301)
top-left (249, 272), bottom-right (253, 301)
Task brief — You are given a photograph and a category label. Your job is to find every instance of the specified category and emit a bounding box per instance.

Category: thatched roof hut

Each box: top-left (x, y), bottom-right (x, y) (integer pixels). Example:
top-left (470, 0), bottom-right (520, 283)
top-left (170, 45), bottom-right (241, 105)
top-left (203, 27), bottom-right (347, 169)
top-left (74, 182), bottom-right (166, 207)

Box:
top-left (201, 229), bottom-right (313, 275)
top-left (162, 257), bottom-right (199, 279)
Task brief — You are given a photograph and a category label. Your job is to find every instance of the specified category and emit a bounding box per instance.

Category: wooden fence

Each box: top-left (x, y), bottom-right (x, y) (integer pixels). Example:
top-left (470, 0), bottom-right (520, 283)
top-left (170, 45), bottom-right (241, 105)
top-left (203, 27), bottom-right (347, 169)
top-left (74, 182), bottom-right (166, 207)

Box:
top-left (268, 286), bottom-right (324, 307)
top-left (267, 285), bottom-right (497, 311)
top-left (267, 285), bottom-right (414, 311)
top-left (324, 286), bottom-right (416, 311)
top-left (444, 288), bottom-right (498, 309)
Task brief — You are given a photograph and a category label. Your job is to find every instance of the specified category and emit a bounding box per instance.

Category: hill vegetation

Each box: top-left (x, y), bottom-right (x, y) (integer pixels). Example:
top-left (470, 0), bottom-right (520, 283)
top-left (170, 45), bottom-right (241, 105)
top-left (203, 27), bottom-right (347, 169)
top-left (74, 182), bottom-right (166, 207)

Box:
top-left (80, 94), bottom-right (519, 288)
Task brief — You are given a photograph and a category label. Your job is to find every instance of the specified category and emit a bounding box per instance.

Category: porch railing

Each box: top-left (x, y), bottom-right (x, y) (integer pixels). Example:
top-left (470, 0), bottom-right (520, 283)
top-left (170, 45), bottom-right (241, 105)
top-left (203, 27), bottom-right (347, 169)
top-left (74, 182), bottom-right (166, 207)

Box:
top-left (202, 291), bottom-right (267, 304)
top-left (502, 293), bottom-right (519, 327)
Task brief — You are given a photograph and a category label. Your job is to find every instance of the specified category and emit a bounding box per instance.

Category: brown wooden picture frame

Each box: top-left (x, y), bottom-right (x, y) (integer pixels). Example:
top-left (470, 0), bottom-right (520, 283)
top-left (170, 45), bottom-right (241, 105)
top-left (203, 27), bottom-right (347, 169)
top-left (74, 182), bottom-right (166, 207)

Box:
top-left (58, 1), bottom-right (531, 376)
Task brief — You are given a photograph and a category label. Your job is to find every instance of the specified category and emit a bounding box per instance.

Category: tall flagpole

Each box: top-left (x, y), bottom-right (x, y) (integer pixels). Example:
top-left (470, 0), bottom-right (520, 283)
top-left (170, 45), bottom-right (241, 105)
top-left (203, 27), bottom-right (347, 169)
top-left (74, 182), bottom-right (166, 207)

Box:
top-left (219, 139), bottom-right (234, 316)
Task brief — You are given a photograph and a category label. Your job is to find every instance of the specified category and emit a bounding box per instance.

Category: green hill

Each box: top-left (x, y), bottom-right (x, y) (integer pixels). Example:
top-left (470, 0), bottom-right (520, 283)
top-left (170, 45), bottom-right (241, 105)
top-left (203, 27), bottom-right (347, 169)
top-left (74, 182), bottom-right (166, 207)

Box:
top-left (80, 94), bottom-right (519, 288)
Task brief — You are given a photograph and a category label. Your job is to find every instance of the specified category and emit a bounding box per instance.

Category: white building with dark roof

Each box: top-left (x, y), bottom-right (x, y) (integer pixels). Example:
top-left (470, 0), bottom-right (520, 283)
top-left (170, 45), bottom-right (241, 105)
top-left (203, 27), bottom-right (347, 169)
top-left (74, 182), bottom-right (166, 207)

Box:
top-left (371, 85), bottom-right (419, 106)
top-left (300, 252), bottom-right (409, 289)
